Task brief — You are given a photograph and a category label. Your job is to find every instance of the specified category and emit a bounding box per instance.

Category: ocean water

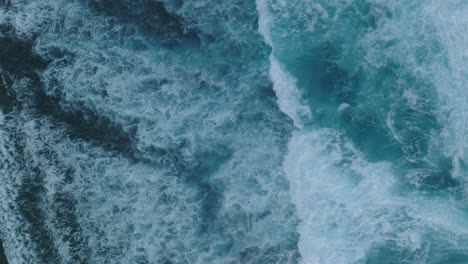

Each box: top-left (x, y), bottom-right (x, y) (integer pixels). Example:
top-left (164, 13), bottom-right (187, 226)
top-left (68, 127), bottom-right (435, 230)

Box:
top-left (1, 0), bottom-right (468, 263)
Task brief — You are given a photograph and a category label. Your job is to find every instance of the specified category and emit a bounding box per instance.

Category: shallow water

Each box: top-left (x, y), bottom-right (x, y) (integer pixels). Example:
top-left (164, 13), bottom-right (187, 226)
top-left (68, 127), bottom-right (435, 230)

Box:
top-left (1, 1), bottom-right (468, 263)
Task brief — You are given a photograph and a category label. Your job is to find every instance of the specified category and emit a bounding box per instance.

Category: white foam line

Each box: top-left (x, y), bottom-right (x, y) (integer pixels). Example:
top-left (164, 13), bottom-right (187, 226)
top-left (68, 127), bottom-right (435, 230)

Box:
top-left (256, 0), bottom-right (311, 129)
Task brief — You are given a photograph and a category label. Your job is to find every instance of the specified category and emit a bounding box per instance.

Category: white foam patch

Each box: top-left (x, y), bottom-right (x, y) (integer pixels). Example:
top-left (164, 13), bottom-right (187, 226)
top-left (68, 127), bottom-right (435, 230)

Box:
top-left (285, 129), bottom-right (395, 263)
top-left (285, 129), bottom-right (468, 264)
top-left (422, 2), bottom-right (468, 179)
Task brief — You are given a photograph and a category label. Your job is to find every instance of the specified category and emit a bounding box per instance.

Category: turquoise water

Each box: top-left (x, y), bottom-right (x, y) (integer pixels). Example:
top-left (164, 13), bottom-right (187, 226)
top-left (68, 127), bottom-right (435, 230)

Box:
top-left (1, 0), bottom-right (468, 263)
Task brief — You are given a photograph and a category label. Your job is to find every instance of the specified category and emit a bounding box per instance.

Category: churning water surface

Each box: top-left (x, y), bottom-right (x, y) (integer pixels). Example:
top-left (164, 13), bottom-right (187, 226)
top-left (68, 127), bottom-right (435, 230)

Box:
top-left (1, 1), bottom-right (468, 263)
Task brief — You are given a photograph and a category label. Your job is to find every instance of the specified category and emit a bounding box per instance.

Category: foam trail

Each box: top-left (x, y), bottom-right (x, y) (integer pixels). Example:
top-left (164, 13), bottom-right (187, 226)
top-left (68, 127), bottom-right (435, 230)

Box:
top-left (256, 0), bottom-right (311, 129)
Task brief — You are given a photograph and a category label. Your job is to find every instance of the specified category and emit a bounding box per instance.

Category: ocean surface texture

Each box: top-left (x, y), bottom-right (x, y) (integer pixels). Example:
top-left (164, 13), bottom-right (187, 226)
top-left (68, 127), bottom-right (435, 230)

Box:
top-left (1, 0), bottom-right (468, 263)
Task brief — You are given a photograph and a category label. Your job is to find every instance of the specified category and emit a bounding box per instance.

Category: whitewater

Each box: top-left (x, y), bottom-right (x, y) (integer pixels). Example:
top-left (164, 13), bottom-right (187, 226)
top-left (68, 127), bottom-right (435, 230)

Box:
top-left (1, 0), bottom-right (468, 263)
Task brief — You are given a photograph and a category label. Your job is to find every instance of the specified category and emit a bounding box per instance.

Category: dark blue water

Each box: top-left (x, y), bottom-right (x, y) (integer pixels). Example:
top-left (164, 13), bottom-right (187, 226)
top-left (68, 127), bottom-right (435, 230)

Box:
top-left (1, 0), bottom-right (468, 263)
